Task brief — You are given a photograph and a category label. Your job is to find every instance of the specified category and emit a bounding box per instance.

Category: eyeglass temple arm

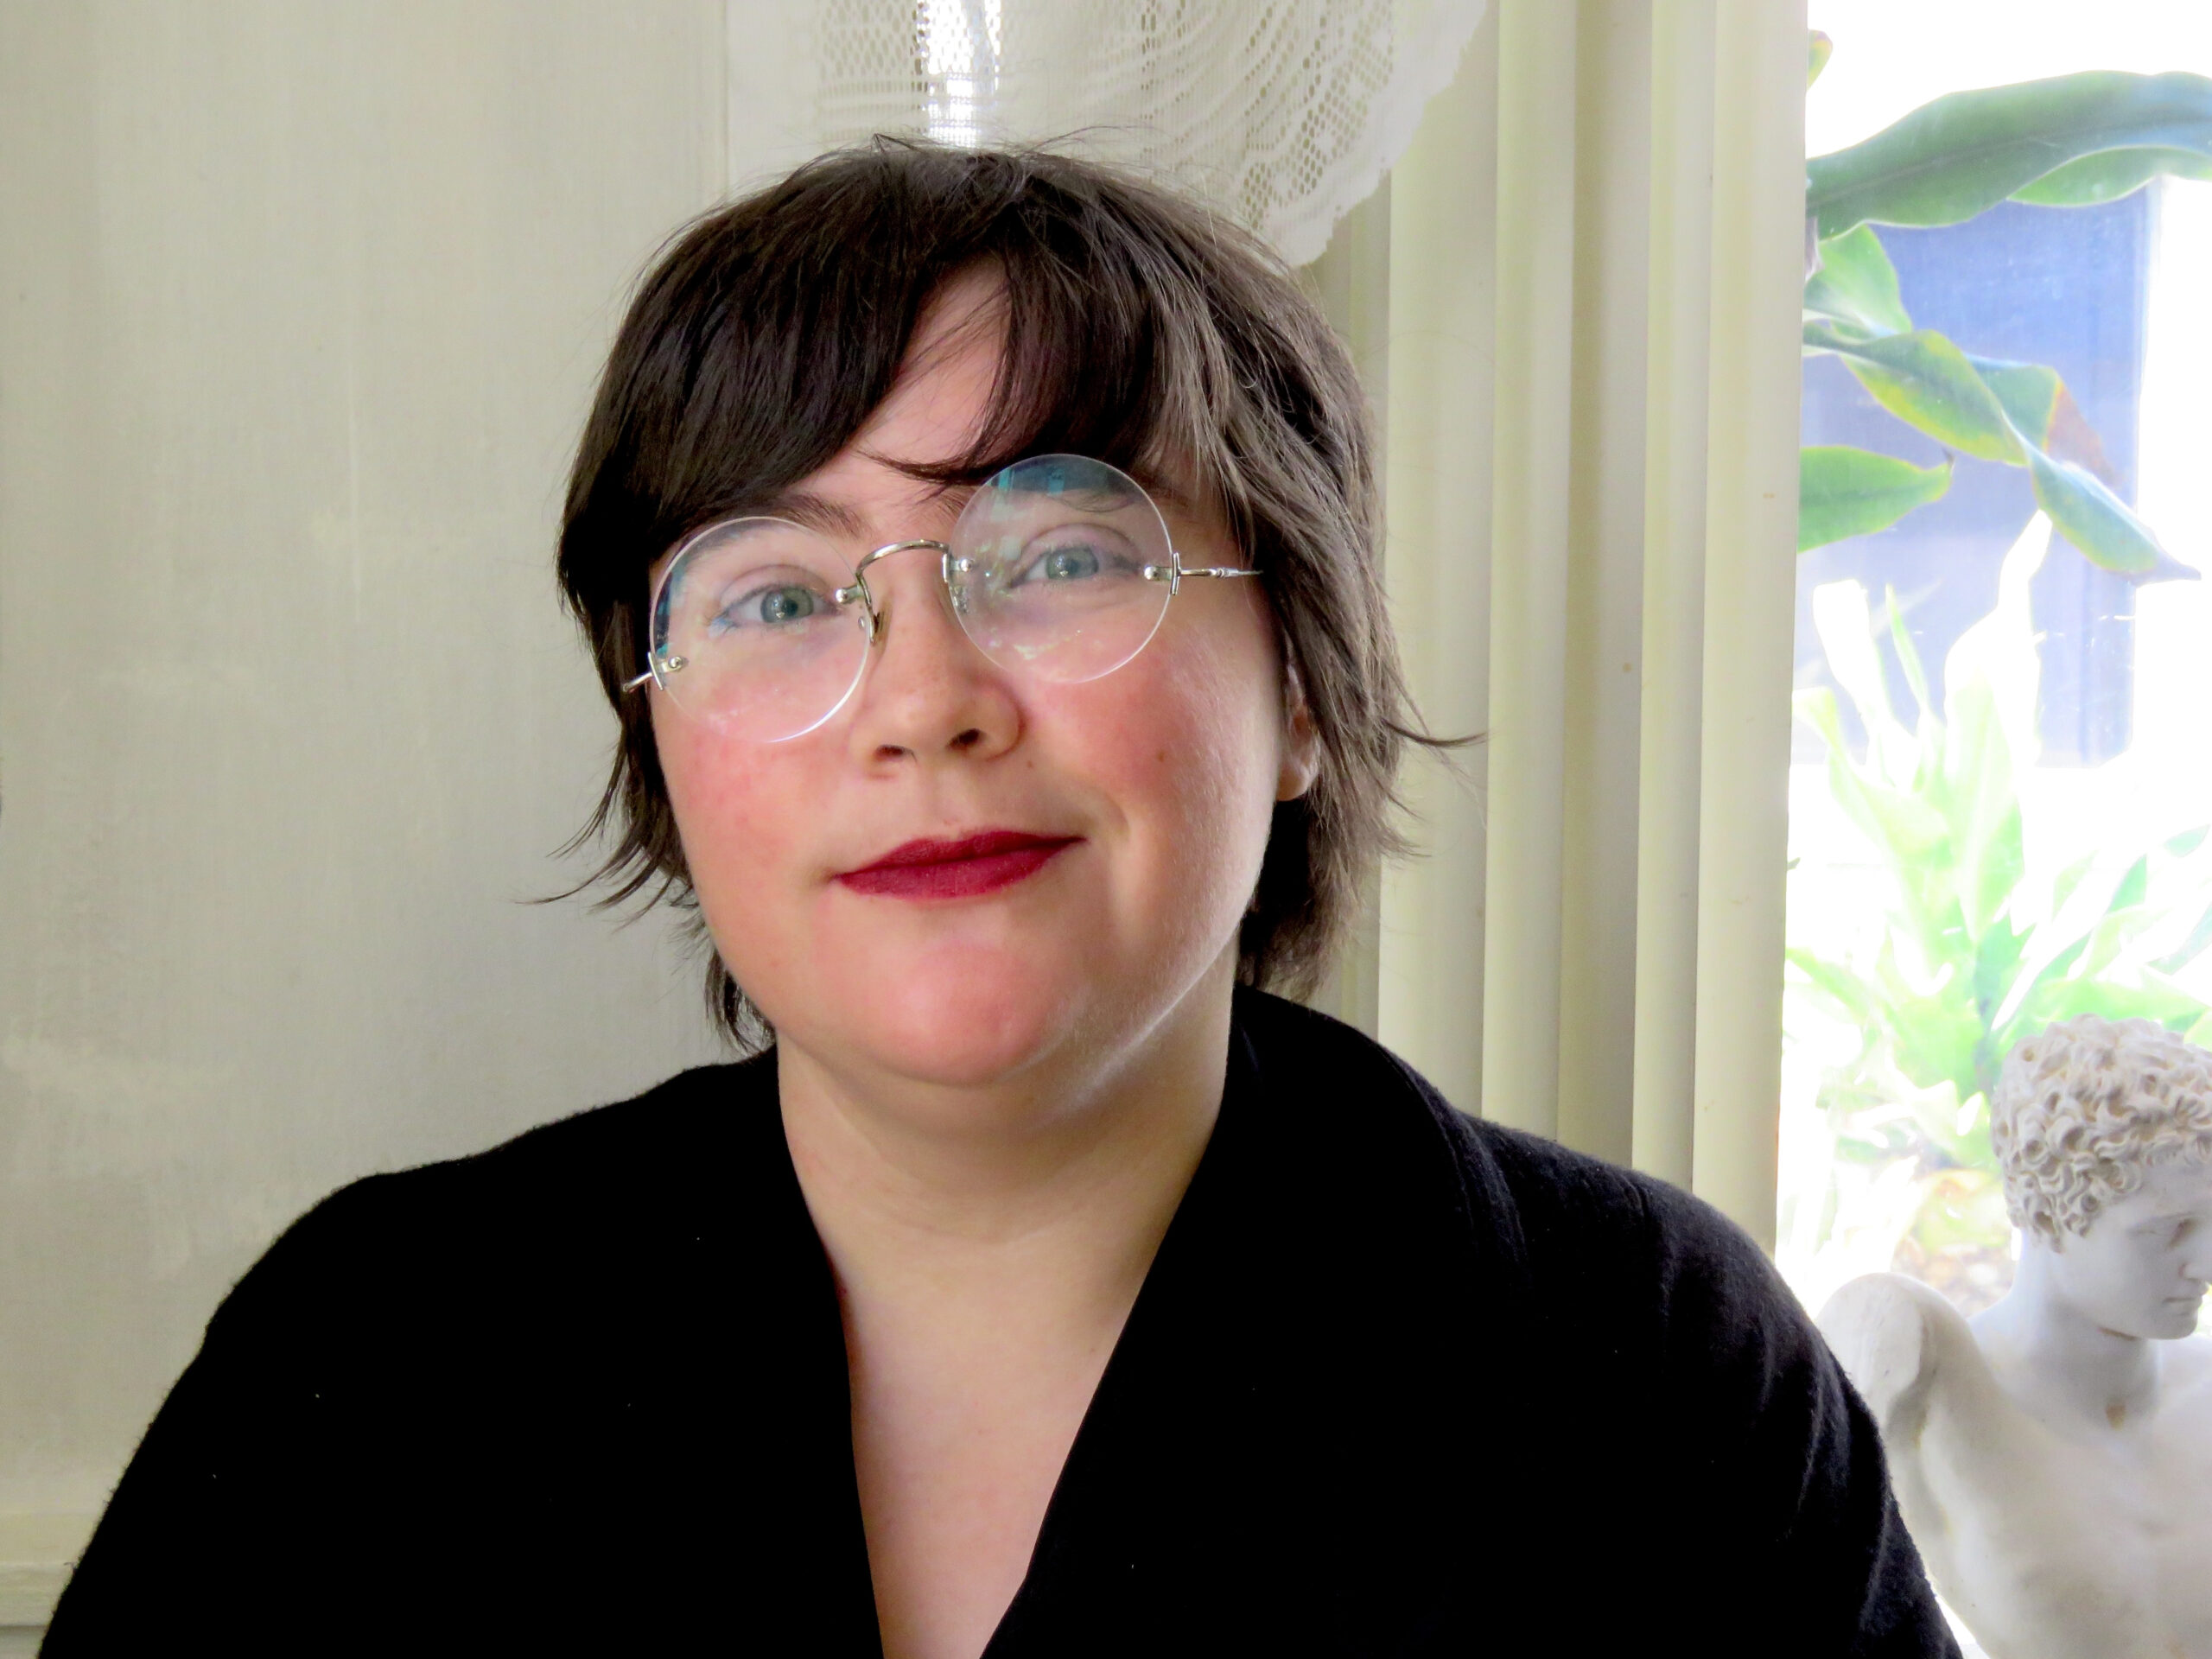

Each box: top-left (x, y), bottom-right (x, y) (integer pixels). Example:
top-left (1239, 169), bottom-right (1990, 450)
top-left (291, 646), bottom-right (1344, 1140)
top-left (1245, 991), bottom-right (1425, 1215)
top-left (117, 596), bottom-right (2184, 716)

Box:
top-left (1143, 552), bottom-right (1262, 595)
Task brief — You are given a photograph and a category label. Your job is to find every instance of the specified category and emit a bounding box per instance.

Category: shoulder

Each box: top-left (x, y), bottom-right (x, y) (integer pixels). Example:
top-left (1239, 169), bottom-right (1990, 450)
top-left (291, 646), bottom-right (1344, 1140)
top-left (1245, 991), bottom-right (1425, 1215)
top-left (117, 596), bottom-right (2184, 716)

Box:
top-left (218, 1053), bottom-right (779, 1336)
top-left (1234, 988), bottom-right (1777, 1340)
top-left (1452, 1101), bottom-right (1810, 1388)
top-left (285, 1052), bottom-right (771, 1233)
top-left (1232, 995), bottom-right (1953, 1646)
top-left (1233, 992), bottom-right (1851, 1477)
top-left (1817, 1271), bottom-right (1974, 1436)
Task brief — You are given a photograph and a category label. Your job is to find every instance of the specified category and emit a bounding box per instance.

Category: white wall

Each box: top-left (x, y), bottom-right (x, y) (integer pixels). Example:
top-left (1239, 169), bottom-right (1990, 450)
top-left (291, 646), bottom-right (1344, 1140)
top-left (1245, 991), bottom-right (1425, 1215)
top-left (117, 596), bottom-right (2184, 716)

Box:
top-left (0, 0), bottom-right (733, 1623)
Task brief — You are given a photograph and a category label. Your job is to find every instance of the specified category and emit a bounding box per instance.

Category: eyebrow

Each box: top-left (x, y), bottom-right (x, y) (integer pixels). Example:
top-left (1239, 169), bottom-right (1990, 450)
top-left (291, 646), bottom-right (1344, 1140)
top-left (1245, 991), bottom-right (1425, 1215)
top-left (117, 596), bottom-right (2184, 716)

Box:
top-left (1127, 469), bottom-right (1204, 520)
top-left (745, 489), bottom-right (874, 540)
top-left (747, 467), bottom-right (1207, 543)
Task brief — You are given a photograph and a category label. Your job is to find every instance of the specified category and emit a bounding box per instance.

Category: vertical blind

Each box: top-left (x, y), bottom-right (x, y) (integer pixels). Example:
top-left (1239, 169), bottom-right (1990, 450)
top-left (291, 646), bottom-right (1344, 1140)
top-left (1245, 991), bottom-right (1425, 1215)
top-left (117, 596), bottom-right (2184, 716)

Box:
top-left (1317, 0), bottom-right (1807, 1247)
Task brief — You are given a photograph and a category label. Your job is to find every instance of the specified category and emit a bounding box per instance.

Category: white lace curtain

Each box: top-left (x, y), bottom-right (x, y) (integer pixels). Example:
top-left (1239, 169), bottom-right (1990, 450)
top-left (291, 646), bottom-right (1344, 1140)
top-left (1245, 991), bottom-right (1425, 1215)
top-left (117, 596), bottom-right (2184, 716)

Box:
top-left (730, 0), bottom-right (1490, 264)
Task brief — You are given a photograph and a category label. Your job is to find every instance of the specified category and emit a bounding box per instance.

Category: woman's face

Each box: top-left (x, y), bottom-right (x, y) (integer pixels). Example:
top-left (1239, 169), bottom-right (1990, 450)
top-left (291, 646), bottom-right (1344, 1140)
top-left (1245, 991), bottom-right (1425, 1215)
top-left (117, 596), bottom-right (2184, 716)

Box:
top-left (652, 276), bottom-right (1315, 1107)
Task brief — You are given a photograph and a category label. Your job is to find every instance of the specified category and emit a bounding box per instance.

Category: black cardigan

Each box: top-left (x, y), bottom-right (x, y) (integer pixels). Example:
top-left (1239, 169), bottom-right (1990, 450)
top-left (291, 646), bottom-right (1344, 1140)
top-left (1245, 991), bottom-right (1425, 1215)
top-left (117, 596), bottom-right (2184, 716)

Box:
top-left (46, 990), bottom-right (1955, 1656)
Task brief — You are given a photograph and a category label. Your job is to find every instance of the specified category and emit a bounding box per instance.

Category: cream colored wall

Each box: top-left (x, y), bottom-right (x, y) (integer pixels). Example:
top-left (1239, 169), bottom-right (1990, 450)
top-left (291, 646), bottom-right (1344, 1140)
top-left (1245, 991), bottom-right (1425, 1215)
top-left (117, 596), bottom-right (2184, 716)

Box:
top-left (0, 0), bottom-right (733, 1616)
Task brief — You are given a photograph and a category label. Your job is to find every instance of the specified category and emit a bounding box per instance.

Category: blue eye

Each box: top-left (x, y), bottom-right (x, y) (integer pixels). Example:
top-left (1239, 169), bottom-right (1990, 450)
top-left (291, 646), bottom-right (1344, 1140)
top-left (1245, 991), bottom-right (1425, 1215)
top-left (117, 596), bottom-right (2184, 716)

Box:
top-left (1039, 544), bottom-right (1102, 582)
top-left (709, 582), bottom-right (824, 633)
top-left (756, 586), bottom-right (819, 623)
top-left (1009, 531), bottom-right (1132, 588)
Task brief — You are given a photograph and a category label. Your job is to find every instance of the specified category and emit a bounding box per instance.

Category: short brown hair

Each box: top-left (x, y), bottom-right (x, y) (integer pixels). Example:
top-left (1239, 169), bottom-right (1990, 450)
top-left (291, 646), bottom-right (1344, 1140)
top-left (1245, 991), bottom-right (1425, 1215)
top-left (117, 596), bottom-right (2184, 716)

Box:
top-left (557, 139), bottom-right (1423, 1045)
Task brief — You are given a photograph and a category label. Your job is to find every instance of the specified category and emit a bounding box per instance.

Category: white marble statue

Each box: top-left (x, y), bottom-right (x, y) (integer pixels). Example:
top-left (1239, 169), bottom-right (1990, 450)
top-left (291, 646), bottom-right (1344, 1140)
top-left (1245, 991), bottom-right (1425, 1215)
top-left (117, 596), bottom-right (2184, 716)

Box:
top-left (1819, 1015), bottom-right (2212, 1659)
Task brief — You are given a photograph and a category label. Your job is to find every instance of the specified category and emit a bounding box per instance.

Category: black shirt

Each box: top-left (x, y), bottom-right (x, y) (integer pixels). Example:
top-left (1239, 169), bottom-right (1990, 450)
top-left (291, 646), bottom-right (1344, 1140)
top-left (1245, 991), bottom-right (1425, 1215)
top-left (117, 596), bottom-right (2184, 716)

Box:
top-left (46, 989), bottom-right (1955, 1655)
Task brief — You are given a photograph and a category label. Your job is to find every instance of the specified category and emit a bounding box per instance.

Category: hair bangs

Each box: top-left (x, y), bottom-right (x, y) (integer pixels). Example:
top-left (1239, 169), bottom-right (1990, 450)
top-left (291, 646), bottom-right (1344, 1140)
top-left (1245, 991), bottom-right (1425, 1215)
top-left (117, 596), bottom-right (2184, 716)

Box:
top-left (890, 235), bottom-right (1224, 517)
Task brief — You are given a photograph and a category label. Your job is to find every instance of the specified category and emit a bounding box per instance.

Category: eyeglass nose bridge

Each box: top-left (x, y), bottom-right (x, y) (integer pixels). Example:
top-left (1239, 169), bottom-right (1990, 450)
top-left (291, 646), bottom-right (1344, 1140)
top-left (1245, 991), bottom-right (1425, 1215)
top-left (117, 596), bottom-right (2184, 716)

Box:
top-left (835, 537), bottom-right (959, 645)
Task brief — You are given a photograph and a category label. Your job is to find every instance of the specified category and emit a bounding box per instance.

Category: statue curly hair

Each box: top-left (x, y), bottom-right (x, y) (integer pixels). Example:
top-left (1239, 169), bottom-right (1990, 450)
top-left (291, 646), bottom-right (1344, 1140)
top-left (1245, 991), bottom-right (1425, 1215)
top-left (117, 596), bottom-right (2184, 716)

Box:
top-left (1991, 1014), bottom-right (2212, 1245)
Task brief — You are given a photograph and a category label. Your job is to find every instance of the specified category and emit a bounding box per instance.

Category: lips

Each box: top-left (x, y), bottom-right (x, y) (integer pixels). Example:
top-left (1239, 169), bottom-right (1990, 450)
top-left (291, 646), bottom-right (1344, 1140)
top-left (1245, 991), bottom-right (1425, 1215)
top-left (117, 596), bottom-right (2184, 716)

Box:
top-left (837, 830), bottom-right (1079, 899)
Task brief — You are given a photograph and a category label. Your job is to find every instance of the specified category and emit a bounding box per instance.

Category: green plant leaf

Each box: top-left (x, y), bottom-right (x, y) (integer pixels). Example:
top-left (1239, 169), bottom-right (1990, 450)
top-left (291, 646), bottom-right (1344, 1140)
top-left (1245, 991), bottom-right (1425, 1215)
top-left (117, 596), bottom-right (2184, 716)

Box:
top-left (2021, 442), bottom-right (2200, 581)
top-left (1788, 947), bottom-right (1881, 1025)
top-left (1800, 447), bottom-right (1952, 551)
top-left (2154, 902), bottom-right (2212, 976)
top-left (2038, 861), bottom-right (2158, 982)
top-left (1973, 916), bottom-right (2032, 1024)
top-left (1971, 360), bottom-right (2063, 448)
top-left (1882, 592), bottom-right (1936, 739)
top-left (1805, 226), bottom-right (1913, 337)
top-left (2052, 851), bottom-right (2095, 913)
top-left (1808, 30), bottom-right (1833, 90)
top-left (2113, 855), bottom-right (2150, 912)
top-left (1973, 359), bottom-right (2121, 482)
top-left (1796, 689), bottom-right (1942, 924)
top-left (1942, 675), bottom-right (2024, 945)
top-left (2015, 931), bottom-right (2093, 1007)
top-left (1834, 345), bottom-right (2150, 551)
top-left (1803, 318), bottom-right (1858, 353)
top-left (1795, 683), bottom-right (1849, 753)
top-left (2013, 145), bottom-right (2212, 206)
top-left (1883, 978), bottom-right (1986, 1100)
top-left (2015, 974), bottom-right (2211, 1038)
top-left (1815, 330), bottom-right (2023, 462)
top-left (1839, 753), bottom-right (1954, 869)
top-left (1807, 71), bottom-right (2212, 238)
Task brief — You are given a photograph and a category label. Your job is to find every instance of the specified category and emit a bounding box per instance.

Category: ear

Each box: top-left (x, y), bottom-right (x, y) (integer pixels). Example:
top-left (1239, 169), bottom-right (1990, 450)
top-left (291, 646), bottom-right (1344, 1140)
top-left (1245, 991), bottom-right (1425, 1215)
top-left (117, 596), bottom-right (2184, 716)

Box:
top-left (1276, 657), bottom-right (1322, 803)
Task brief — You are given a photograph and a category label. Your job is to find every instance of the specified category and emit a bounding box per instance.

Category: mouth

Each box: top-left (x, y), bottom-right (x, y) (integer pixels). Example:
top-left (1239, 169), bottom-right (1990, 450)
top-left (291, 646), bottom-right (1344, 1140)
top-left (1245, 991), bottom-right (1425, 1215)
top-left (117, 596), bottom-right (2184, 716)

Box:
top-left (837, 830), bottom-right (1080, 900)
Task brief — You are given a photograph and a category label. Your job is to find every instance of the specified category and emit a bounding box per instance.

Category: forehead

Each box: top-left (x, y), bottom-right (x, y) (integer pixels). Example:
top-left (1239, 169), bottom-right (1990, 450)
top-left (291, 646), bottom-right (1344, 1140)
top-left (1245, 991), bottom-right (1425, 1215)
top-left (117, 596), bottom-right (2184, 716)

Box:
top-left (836, 271), bottom-right (1007, 484)
top-left (2104, 1160), bottom-right (2212, 1224)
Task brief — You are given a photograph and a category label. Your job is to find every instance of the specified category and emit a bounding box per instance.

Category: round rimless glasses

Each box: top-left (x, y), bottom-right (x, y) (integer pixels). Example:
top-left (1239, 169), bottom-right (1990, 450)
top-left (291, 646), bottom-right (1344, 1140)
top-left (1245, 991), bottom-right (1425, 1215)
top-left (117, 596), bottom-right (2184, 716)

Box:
top-left (622, 454), bottom-right (1259, 743)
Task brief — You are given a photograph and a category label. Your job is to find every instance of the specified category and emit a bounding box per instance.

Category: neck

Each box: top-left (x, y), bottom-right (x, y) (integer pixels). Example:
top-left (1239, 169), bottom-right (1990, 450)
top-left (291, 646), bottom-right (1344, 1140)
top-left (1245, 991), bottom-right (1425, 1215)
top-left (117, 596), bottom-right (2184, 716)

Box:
top-left (776, 952), bottom-right (1236, 1350)
top-left (1980, 1245), bottom-right (2161, 1430)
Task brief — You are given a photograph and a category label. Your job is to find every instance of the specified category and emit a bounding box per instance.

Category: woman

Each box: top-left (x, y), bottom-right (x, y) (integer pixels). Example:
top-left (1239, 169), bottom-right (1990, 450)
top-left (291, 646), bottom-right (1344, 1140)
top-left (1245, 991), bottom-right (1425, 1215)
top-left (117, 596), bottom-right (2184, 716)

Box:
top-left (46, 143), bottom-right (1954, 1656)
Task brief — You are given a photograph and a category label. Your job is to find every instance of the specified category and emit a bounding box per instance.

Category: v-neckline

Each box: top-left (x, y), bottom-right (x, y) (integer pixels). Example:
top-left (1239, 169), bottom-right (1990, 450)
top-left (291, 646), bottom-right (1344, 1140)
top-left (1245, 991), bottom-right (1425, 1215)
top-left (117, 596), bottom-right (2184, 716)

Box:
top-left (766, 1021), bottom-right (1262, 1659)
top-left (979, 1027), bottom-right (1257, 1654)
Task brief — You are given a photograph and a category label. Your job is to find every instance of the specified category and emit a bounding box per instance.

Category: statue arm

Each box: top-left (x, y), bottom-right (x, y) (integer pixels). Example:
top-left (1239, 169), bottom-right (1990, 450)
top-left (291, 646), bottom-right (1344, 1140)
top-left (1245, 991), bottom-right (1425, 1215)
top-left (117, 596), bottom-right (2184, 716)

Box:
top-left (1817, 1272), bottom-right (1971, 1448)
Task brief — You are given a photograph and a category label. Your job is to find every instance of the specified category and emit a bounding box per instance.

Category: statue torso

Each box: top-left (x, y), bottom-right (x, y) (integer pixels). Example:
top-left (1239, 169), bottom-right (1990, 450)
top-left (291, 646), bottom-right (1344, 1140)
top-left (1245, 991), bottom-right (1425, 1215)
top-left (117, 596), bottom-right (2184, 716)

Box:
top-left (1904, 1332), bottom-right (2212, 1659)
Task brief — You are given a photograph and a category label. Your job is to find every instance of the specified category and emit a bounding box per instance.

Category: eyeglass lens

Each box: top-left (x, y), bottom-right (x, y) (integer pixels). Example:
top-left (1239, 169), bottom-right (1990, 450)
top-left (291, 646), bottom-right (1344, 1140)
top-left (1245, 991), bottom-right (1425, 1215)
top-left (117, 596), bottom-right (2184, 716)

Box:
top-left (647, 454), bottom-right (1178, 742)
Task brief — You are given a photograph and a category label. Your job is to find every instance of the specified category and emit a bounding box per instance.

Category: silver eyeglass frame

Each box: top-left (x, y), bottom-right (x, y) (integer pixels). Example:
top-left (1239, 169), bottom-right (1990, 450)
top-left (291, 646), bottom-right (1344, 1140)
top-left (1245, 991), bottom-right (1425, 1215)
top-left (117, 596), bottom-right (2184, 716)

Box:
top-left (618, 532), bottom-right (1259, 697)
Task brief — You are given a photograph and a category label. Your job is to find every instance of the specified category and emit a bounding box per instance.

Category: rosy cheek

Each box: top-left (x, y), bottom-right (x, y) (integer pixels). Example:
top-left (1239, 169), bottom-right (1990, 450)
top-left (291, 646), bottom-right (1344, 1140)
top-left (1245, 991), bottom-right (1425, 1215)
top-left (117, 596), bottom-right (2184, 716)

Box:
top-left (660, 726), bottom-right (797, 898)
top-left (1084, 659), bottom-right (1276, 932)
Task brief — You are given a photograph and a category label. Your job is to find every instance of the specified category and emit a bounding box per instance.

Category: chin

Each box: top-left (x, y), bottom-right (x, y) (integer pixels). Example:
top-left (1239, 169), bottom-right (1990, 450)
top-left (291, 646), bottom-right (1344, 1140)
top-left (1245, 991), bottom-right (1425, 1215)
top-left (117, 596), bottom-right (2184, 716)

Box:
top-left (837, 942), bottom-right (1103, 1091)
top-left (2103, 1300), bottom-right (2206, 1341)
top-left (2150, 1300), bottom-right (2206, 1340)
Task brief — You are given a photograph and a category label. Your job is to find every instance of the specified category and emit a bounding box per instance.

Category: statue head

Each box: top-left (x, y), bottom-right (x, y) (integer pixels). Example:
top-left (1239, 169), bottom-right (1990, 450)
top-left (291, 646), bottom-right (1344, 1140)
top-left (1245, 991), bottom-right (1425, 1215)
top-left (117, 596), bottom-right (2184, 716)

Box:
top-left (1992, 1015), bottom-right (2212, 1338)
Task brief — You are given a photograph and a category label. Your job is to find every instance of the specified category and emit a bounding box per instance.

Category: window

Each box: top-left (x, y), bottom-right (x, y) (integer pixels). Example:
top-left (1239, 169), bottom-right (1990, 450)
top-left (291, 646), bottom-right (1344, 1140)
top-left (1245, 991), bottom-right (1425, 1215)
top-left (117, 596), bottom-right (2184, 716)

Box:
top-left (1779, 4), bottom-right (2212, 1328)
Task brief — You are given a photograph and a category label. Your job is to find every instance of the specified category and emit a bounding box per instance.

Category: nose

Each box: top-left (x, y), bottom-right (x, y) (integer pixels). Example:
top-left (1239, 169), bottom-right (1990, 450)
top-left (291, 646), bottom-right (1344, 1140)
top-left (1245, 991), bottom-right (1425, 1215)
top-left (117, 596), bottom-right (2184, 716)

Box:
top-left (843, 543), bottom-right (1020, 767)
top-left (2181, 1224), bottom-right (2212, 1287)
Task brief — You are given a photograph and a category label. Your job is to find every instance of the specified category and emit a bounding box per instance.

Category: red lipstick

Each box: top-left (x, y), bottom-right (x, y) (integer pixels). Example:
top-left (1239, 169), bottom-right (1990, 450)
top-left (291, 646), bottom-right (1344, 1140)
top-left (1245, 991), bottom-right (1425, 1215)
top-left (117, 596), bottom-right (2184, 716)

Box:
top-left (837, 830), bottom-right (1079, 899)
